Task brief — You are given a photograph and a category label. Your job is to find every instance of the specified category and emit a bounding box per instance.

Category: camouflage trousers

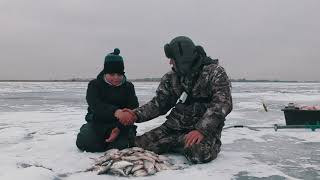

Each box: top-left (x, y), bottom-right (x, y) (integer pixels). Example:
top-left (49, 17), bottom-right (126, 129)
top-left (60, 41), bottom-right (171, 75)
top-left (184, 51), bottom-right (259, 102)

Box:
top-left (134, 124), bottom-right (221, 164)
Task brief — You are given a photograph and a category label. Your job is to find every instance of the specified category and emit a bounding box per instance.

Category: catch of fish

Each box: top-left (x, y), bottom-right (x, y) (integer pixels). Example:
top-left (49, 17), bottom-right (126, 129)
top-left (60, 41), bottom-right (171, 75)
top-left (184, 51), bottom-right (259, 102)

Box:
top-left (88, 147), bottom-right (181, 177)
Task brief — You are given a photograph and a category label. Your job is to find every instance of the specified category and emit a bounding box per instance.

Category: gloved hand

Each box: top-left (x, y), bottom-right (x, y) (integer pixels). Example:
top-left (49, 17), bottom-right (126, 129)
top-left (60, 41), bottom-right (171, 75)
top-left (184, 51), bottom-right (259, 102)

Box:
top-left (184, 130), bottom-right (204, 148)
top-left (105, 127), bottom-right (120, 143)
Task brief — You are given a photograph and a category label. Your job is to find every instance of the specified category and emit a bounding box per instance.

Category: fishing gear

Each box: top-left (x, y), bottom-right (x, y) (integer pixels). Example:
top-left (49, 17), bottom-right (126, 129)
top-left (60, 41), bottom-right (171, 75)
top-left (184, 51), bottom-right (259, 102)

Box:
top-left (262, 102), bottom-right (268, 112)
top-left (223, 124), bottom-right (320, 132)
top-left (274, 124), bottom-right (320, 131)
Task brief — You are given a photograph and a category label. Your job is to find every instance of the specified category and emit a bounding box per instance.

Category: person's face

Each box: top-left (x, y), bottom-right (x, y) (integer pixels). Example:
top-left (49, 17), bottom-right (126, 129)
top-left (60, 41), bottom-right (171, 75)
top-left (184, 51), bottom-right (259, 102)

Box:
top-left (105, 73), bottom-right (123, 86)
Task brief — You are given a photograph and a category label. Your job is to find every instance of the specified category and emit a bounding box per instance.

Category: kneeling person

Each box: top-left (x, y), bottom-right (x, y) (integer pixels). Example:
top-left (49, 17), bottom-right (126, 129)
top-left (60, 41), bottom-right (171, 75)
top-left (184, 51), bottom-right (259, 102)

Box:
top-left (76, 48), bottom-right (139, 152)
top-left (120, 37), bottom-right (233, 164)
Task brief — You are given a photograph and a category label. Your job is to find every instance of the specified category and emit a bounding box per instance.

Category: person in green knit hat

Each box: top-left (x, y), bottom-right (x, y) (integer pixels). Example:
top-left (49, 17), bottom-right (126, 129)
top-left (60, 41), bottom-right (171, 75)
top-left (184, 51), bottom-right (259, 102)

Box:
top-left (76, 48), bottom-right (139, 152)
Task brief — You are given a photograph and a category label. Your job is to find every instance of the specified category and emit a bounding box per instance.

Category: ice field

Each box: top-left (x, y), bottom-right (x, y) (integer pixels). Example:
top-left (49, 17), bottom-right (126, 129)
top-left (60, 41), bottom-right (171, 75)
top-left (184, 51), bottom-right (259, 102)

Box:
top-left (0, 82), bottom-right (319, 180)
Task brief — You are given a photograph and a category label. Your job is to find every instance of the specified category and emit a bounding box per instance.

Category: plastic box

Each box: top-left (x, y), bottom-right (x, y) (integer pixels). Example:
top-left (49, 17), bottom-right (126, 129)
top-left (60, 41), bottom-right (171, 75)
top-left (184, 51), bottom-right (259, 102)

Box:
top-left (282, 104), bottom-right (320, 125)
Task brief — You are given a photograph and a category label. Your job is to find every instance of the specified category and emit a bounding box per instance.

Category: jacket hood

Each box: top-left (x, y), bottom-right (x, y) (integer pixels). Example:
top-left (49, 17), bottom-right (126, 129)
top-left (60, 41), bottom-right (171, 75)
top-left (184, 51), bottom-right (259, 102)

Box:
top-left (96, 70), bottom-right (127, 87)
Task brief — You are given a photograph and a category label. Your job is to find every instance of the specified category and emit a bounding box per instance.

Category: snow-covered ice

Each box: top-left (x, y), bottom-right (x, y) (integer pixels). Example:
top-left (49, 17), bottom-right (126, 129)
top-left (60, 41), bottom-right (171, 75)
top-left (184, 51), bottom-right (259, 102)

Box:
top-left (0, 82), bottom-right (319, 180)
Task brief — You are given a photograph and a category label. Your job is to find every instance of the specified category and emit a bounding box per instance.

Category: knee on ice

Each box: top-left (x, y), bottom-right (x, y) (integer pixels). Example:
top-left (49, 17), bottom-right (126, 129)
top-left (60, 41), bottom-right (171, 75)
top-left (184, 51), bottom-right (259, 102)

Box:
top-left (76, 133), bottom-right (86, 151)
top-left (184, 145), bottom-right (218, 164)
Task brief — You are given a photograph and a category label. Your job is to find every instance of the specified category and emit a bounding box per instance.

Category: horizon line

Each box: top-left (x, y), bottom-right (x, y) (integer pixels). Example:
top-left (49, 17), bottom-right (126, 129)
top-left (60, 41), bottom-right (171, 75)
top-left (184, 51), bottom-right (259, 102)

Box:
top-left (0, 79), bottom-right (319, 83)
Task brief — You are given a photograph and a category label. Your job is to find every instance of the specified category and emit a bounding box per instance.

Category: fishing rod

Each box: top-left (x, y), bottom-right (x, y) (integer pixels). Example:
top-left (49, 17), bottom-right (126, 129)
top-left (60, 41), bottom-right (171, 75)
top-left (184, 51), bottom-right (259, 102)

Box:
top-left (224, 102), bottom-right (320, 131)
top-left (223, 124), bottom-right (320, 131)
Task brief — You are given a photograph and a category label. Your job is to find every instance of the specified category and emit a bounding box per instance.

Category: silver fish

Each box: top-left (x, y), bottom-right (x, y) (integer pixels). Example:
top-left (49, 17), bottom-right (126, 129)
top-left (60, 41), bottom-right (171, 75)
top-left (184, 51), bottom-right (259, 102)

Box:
top-left (95, 155), bottom-right (112, 165)
top-left (131, 164), bottom-right (144, 173)
top-left (143, 151), bottom-right (159, 161)
top-left (133, 169), bottom-right (148, 177)
top-left (154, 163), bottom-right (162, 172)
top-left (121, 155), bottom-right (141, 162)
top-left (132, 152), bottom-right (156, 163)
top-left (101, 160), bottom-right (113, 167)
top-left (133, 160), bottom-right (144, 165)
top-left (103, 148), bottom-right (119, 156)
top-left (131, 147), bottom-right (145, 152)
top-left (110, 160), bottom-right (133, 170)
top-left (158, 163), bottom-right (182, 170)
top-left (123, 165), bottom-right (133, 175)
top-left (97, 161), bottom-right (113, 175)
top-left (139, 156), bottom-right (156, 164)
top-left (93, 147), bottom-right (177, 177)
top-left (144, 160), bottom-right (156, 175)
top-left (109, 168), bottom-right (127, 176)
top-left (145, 150), bottom-right (159, 157)
top-left (119, 149), bottom-right (134, 156)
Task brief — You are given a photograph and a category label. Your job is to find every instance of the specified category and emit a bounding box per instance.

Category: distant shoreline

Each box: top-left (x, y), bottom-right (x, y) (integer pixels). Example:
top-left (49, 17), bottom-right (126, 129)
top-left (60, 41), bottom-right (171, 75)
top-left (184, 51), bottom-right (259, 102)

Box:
top-left (0, 79), bottom-right (319, 83)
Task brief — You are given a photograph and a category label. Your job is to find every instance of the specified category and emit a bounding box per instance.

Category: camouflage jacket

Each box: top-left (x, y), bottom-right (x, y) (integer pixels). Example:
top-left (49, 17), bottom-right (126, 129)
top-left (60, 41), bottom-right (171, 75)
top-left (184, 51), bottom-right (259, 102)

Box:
top-left (134, 59), bottom-right (233, 139)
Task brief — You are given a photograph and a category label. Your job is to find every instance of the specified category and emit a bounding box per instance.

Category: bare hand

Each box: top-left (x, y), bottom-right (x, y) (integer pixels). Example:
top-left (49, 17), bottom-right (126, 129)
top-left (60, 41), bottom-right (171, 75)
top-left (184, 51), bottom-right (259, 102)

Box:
top-left (114, 109), bottom-right (137, 126)
top-left (184, 130), bottom-right (204, 148)
top-left (122, 108), bottom-right (137, 121)
top-left (105, 127), bottom-right (120, 143)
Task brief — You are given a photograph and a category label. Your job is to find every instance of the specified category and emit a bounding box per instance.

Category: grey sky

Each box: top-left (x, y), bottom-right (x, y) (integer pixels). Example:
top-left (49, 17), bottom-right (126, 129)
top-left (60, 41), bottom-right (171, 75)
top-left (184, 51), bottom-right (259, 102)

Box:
top-left (0, 0), bottom-right (319, 81)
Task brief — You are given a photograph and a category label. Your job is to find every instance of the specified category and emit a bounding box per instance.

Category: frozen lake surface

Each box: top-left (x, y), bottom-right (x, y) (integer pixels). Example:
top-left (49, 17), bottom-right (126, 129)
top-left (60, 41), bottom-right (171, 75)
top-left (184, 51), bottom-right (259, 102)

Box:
top-left (0, 82), bottom-right (319, 180)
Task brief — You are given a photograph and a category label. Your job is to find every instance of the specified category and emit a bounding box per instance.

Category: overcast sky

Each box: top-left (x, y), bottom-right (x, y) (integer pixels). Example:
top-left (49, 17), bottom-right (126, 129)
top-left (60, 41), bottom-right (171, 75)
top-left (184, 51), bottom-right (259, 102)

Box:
top-left (0, 0), bottom-right (319, 81)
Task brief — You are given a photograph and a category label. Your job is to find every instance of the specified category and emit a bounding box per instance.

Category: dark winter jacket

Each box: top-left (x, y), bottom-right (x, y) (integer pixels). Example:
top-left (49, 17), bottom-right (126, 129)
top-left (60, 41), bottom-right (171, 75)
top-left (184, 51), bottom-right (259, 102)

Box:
top-left (85, 71), bottom-right (139, 137)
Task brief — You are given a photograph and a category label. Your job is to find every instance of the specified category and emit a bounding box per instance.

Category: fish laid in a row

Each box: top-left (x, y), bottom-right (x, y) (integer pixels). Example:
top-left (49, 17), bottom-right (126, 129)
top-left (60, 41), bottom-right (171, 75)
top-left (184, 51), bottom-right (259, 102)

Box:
top-left (88, 147), bottom-right (180, 177)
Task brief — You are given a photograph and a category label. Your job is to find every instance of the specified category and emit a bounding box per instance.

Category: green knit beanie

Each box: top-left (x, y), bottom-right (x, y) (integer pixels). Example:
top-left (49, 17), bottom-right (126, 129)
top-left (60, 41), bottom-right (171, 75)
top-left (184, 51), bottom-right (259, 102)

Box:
top-left (103, 48), bottom-right (124, 74)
